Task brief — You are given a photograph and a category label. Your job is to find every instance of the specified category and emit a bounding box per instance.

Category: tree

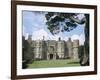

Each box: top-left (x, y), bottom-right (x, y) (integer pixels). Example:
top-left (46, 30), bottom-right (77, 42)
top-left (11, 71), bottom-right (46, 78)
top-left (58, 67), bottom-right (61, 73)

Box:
top-left (22, 36), bottom-right (28, 68)
top-left (22, 36), bottom-right (34, 68)
top-left (45, 12), bottom-right (89, 66)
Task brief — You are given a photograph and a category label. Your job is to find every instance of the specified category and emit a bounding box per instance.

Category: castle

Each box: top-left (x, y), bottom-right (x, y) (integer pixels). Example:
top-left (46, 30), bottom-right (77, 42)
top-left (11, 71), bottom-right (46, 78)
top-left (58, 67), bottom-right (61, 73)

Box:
top-left (23, 35), bottom-right (79, 61)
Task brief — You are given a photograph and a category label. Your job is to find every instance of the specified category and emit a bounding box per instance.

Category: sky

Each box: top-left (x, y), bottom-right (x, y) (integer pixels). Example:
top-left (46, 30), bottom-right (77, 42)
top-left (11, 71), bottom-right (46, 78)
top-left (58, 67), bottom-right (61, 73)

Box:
top-left (22, 11), bottom-right (85, 45)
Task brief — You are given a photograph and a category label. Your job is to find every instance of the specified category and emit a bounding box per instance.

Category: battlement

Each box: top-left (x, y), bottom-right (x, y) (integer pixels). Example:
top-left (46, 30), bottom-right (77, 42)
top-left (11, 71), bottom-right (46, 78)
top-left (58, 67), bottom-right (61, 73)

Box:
top-left (26, 35), bottom-right (79, 60)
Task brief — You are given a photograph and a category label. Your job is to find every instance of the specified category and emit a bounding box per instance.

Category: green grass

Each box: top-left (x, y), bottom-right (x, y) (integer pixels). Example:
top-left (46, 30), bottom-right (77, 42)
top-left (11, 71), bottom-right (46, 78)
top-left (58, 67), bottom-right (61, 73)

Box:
top-left (27, 59), bottom-right (80, 68)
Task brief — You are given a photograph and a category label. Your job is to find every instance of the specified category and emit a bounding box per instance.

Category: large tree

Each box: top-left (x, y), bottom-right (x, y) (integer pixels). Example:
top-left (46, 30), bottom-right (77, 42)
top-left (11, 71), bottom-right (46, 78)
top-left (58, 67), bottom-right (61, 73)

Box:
top-left (22, 36), bottom-right (34, 68)
top-left (45, 12), bottom-right (89, 66)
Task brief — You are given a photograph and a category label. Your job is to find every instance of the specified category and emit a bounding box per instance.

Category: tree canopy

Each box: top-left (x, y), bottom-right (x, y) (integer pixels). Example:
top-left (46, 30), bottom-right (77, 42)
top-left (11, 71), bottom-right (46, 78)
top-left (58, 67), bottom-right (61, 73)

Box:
top-left (45, 12), bottom-right (89, 66)
top-left (45, 12), bottom-right (86, 35)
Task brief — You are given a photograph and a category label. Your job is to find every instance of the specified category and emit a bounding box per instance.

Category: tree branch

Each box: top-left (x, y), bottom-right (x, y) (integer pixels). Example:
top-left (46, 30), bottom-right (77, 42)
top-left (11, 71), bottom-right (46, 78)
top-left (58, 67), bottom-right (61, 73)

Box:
top-left (70, 16), bottom-right (86, 24)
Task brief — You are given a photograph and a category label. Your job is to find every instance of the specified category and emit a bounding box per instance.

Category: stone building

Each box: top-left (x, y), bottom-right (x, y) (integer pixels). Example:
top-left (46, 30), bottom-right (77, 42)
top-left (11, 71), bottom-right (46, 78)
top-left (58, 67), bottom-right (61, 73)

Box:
top-left (66, 38), bottom-right (73, 58)
top-left (24, 35), bottom-right (79, 61)
top-left (73, 40), bottom-right (79, 59)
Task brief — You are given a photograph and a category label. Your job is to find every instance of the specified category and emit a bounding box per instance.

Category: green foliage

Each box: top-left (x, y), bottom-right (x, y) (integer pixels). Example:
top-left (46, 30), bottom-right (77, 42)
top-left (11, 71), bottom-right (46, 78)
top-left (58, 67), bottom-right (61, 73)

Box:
top-left (22, 36), bottom-right (34, 68)
top-left (45, 12), bottom-right (79, 34)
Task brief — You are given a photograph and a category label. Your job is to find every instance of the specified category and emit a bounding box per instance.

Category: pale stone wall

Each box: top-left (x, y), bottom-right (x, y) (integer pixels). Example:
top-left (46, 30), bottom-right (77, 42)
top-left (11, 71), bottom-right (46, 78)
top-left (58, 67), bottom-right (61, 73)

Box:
top-left (57, 41), bottom-right (65, 59)
top-left (46, 40), bottom-right (57, 60)
top-left (67, 38), bottom-right (73, 58)
top-left (35, 40), bottom-right (41, 59)
top-left (73, 40), bottom-right (79, 60)
top-left (34, 40), bottom-right (45, 59)
top-left (26, 35), bottom-right (79, 60)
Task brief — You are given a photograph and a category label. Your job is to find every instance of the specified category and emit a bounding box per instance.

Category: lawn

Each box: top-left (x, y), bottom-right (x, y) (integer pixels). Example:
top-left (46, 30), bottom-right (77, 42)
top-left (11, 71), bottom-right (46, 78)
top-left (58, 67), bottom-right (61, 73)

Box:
top-left (27, 59), bottom-right (80, 68)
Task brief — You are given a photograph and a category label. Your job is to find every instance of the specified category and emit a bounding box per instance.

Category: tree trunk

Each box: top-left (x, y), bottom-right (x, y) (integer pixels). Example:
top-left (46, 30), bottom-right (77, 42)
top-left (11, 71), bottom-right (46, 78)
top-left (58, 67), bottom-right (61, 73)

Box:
top-left (70, 14), bottom-right (89, 66)
top-left (80, 14), bottom-right (89, 66)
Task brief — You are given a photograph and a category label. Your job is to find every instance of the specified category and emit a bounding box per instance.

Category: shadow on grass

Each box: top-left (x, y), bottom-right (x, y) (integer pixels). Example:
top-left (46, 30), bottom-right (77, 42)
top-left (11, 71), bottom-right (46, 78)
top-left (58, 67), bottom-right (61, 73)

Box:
top-left (67, 62), bottom-right (79, 64)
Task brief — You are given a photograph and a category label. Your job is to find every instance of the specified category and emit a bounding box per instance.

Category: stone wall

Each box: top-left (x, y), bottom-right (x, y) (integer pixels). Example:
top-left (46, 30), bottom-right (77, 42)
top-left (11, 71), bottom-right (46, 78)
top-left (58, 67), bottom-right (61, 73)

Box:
top-left (57, 41), bottom-right (65, 59)
top-left (73, 40), bottom-right (79, 60)
top-left (25, 35), bottom-right (79, 60)
top-left (67, 38), bottom-right (73, 58)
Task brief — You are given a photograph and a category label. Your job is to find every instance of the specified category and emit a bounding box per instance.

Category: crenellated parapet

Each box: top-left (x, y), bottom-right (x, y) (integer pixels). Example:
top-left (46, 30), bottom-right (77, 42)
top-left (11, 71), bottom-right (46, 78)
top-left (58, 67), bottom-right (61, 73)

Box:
top-left (25, 35), bottom-right (79, 60)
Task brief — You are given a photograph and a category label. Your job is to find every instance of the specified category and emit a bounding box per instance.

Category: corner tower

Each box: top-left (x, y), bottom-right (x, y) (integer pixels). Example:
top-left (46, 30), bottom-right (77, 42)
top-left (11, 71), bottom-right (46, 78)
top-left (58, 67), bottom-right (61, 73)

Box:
top-left (57, 37), bottom-right (65, 59)
top-left (67, 38), bottom-right (73, 58)
top-left (73, 40), bottom-right (79, 60)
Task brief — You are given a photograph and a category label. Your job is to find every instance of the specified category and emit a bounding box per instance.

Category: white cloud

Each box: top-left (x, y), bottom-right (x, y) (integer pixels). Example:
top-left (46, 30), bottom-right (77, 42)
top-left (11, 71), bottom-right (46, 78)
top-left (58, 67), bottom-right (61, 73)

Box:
top-left (23, 33), bottom-right (29, 40)
top-left (25, 29), bottom-right (85, 45)
top-left (71, 34), bottom-right (85, 45)
top-left (31, 29), bottom-right (64, 41)
top-left (79, 34), bottom-right (85, 45)
top-left (49, 32), bottom-right (65, 41)
top-left (53, 35), bottom-right (60, 41)
top-left (71, 34), bottom-right (80, 41)
top-left (25, 33), bottom-right (29, 40)
top-left (64, 37), bottom-right (68, 41)
top-left (32, 29), bottom-right (48, 40)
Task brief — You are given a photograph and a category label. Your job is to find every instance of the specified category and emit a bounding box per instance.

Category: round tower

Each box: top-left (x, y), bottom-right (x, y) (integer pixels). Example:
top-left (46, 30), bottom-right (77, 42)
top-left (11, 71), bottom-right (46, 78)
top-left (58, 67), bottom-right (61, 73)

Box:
top-left (35, 40), bottom-right (43, 60)
top-left (57, 37), bottom-right (65, 59)
top-left (67, 38), bottom-right (73, 58)
top-left (73, 40), bottom-right (79, 60)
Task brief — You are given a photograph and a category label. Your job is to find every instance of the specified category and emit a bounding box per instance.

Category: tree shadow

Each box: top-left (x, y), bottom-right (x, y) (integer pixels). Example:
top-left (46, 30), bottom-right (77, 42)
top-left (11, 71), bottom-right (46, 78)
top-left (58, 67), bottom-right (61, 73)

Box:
top-left (67, 61), bottom-right (79, 64)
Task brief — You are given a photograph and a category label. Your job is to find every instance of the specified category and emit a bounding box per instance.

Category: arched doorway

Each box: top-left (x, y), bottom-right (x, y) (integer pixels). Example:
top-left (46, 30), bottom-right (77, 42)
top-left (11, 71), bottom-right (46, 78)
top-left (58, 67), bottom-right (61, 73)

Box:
top-left (50, 54), bottom-right (53, 60)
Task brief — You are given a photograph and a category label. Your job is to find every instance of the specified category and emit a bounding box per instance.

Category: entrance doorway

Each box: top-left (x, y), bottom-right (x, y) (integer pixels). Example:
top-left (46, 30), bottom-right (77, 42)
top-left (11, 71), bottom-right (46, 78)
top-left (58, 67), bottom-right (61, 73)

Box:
top-left (50, 54), bottom-right (53, 60)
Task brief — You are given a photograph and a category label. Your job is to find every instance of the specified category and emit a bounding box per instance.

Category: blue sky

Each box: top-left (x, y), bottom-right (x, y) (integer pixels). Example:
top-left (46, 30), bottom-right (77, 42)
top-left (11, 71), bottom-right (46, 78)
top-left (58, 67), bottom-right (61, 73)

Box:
top-left (22, 11), bottom-right (85, 45)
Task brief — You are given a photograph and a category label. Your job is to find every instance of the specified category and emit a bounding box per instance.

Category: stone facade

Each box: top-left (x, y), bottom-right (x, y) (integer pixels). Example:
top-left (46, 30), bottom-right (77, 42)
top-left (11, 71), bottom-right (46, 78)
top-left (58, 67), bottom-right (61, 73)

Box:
top-left (26, 35), bottom-right (79, 60)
